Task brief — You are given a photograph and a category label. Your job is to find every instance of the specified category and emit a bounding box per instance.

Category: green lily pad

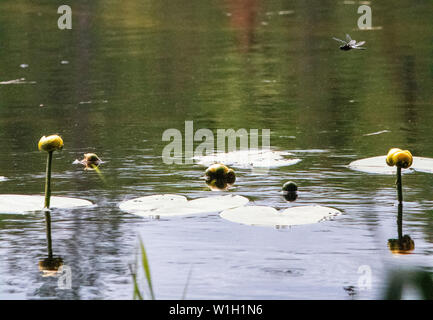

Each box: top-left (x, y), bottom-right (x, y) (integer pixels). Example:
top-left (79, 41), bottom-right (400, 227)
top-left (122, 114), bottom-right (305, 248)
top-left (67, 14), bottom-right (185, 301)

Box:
top-left (0, 195), bottom-right (94, 214)
top-left (119, 194), bottom-right (249, 217)
top-left (348, 156), bottom-right (433, 174)
top-left (220, 205), bottom-right (342, 227)
top-left (194, 149), bottom-right (301, 169)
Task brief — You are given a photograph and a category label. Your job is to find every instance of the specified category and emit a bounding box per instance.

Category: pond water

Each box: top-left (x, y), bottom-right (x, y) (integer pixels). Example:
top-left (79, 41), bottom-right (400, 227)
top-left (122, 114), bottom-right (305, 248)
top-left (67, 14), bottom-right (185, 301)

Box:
top-left (1, 0), bottom-right (433, 299)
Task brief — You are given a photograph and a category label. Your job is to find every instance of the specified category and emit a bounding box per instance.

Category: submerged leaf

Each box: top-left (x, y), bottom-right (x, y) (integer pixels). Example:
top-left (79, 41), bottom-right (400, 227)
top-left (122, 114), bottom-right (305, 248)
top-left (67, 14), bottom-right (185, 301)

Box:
top-left (348, 156), bottom-right (433, 174)
top-left (0, 195), bottom-right (93, 214)
top-left (220, 205), bottom-right (341, 227)
top-left (119, 194), bottom-right (249, 217)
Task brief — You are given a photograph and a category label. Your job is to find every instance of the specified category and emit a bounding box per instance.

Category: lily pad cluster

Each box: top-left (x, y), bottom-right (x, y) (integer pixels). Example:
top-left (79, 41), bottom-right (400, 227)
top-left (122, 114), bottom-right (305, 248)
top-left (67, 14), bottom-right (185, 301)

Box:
top-left (119, 194), bottom-right (249, 217)
top-left (118, 194), bottom-right (341, 227)
top-left (117, 160), bottom-right (341, 227)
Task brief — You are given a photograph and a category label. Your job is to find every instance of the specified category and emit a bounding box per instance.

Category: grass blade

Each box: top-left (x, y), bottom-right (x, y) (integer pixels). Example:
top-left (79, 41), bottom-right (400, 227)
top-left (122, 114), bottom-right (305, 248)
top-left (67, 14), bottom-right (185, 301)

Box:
top-left (90, 164), bottom-right (107, 184)
top-left (181, 265), bottom-right (193, 300)
top-left (129, 263), bottom-right (144, 300)
top-left (138, 236), bottom-right (155, 300)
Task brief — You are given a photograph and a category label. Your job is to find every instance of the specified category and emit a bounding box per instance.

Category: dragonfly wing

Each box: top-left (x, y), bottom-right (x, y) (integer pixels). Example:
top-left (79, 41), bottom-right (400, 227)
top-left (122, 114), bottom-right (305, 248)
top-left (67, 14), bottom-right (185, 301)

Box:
top-left (355, 41), bottom-right (366, 46)
top-left (353, 46), bottom-right (366, 50)
top-left (332, 37), bottom-right (346, 44)
top-left (348, 40), bottom-right (356, 46)
top-left (346, 34), bottom-right (352, 42)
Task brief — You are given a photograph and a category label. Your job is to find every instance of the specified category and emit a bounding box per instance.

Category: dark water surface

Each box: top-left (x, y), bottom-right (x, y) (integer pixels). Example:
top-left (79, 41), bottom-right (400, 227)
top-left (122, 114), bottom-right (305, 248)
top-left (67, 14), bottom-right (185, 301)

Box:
top-left (1, 0), bottom-right (433, 299)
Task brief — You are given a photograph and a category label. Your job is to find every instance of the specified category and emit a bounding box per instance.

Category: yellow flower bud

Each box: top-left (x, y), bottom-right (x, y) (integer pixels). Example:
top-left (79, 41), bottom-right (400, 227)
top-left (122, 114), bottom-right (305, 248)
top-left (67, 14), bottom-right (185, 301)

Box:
top-left (226, 169), bottom-right (236, 185)
top-left (392, 150), bottom-right (413, 169)
top-left (205, 164), bottom-right (236, 187)
top-left (205, 163), bottom-right (229, 179)
top-left (38, 135), bottom-right (64, 152)
top-left (386, 148), bottom-right (402, 167)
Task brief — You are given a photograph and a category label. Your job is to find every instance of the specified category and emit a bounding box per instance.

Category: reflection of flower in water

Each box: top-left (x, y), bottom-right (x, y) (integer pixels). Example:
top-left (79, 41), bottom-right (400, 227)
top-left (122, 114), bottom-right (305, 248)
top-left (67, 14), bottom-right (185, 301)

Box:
top-left (388, 203), bottom-right (415, 255)
top-left (282, 191), bottom-right (298, 202)
top-left (206, 178), bottom-right (232, 191)
top-left (388, 235), bottom-right (415, 255)
top-left (38, 257), bottom-right (64, 277)
top-left (224, 0), bottom-right (260, 52)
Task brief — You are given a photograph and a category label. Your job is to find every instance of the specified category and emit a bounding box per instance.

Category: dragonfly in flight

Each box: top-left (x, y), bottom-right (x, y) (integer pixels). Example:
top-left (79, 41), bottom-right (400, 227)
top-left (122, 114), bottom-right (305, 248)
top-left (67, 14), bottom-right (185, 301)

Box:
top-left (333, 34), bottom-right (366, 51)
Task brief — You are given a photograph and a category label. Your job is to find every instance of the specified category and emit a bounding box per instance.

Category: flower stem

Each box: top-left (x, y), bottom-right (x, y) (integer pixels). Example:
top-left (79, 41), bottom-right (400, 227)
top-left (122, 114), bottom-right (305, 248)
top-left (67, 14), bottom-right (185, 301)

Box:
top-left (397, 202), bottom-right (403, 240)
top-left (396, 166), bottom-right (403, 204)
top-left (45, 211), bottom-right (53, 258)
top-left (44, 151), bottom-right (53, 209)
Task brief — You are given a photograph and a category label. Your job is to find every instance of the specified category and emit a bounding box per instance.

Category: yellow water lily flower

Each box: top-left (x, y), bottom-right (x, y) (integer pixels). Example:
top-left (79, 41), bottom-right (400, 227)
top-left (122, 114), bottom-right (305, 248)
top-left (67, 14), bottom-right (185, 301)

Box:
top-left (205, 163), bottom-right (229, 179)
top-left (386, 148), bottom-right (402, 166)
top-left (393, 150), bottom-right (413, 169)
top-left (205, 163), bottom-right (236, 185)
top-left (38, 135), bottom-right (64, 152)
top-left (386, 148), bottom-right (413, 169)
top-left (225, 169), bottom-right (236, 185)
